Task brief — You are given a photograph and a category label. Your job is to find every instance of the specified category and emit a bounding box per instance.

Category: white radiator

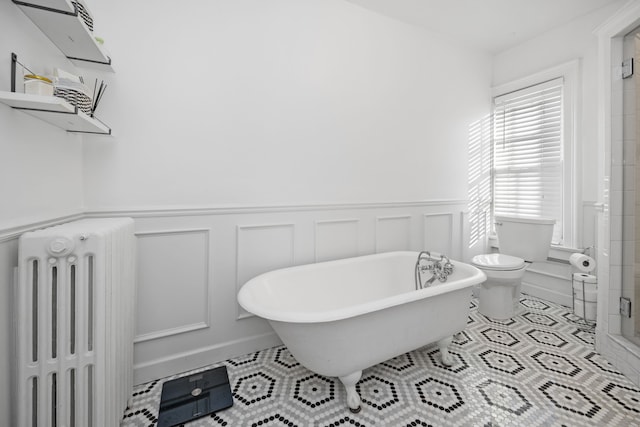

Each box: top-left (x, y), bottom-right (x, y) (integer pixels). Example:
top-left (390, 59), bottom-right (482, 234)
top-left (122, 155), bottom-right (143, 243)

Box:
top-left (16, 218), bottom-right (136, 427)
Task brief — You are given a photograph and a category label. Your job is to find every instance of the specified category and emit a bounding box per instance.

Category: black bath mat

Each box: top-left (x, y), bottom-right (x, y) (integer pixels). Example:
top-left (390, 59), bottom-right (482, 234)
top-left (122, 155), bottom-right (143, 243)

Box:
top-left (157, 365), bottom-right (233, 427)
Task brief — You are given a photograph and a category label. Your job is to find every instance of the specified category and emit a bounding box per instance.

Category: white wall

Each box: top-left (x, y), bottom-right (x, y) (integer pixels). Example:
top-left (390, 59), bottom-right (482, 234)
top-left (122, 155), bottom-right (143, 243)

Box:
top-left (0, 3), bottom-right (85, 230)
top-left (84, 0), bottom-right (492, 210)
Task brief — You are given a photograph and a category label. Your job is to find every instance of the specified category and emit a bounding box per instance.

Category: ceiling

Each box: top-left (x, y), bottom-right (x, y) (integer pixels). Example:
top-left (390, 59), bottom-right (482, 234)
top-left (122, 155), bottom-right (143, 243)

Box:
top-left (344, 0), bottom-right (622, 54)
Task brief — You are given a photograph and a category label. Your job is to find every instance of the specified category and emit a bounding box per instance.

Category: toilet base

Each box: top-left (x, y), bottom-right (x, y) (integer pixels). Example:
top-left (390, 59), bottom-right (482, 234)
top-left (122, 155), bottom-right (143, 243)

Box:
top-left (477, 280), bottom-right (522, 320)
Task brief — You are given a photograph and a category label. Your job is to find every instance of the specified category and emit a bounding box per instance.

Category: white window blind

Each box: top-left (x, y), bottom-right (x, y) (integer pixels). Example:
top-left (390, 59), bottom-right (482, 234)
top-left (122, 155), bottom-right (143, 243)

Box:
top-left (493, 78), bottom-right (563, 245)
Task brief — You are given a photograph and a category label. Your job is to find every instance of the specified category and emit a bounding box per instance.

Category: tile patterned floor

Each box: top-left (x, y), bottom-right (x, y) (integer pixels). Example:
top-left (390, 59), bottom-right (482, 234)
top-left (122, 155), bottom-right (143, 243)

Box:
top-left (121, 295), bottom-right (640, 426)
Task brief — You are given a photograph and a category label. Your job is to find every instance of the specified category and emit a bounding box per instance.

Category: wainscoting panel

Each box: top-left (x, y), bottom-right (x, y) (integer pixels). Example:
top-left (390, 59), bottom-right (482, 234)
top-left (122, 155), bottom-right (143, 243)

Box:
top-left (422, 212), bottom-right (454, 256)
top-left (236, 223), bottom-right (295, 318)
top-left (315, 219), bottom-right (360, 262)
top-left (0, 201), bottom-right (612, 395)
top-left (135, 229), bottom-right (211, 342)
top-left (81, 200), bottom-right (472, 383)
top-left (375, 215), bottom-right (412, 253)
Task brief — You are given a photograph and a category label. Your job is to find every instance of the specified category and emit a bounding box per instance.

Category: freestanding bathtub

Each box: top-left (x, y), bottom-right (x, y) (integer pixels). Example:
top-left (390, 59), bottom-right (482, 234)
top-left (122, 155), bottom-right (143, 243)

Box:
top-left (237, 251), bottom-right (486, 412)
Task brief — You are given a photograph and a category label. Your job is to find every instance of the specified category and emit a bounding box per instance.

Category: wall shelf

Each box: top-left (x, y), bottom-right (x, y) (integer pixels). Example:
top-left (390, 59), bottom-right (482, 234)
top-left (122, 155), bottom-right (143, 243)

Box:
top-left (0, 91), bottom-right (111, 134)
top-left (13, 0), bottom-right (113, 71)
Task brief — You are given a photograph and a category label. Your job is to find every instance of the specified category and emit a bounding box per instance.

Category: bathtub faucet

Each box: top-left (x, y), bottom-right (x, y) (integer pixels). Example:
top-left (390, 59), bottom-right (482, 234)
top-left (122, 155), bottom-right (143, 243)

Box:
top-left (415, 252), bottom-right (454, 290)
top-left (434, 255), bottom-right (454, 280)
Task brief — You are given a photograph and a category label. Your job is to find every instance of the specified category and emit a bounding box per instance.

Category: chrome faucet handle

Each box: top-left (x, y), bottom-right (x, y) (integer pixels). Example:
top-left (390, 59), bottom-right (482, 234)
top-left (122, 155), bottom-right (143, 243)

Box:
top-left (419, 259), bottom-right (433, 272)
top-left (443, 259), bottom-right (454, 275)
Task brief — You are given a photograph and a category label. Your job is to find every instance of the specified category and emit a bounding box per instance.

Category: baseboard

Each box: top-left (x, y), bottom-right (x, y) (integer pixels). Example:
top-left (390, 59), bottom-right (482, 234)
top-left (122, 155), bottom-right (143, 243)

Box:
top-left (522, 281), bottom-right (573, 307)
top-left (133, 332), bottom-right (282, 385)
top-left (597, 333), bottom-right (640, 388)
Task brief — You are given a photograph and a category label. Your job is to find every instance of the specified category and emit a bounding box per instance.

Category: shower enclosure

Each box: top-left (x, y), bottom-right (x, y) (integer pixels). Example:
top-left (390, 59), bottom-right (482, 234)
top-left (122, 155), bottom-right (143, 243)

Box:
top-left (621, 27), bottom-right (640, 347)
top-left (593, 0), bottom-right (640, 389)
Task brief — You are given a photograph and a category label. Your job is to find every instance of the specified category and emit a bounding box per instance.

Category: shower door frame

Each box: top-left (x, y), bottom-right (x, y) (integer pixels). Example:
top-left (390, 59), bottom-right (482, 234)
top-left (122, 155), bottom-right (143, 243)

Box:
top-left (596, 0), bottom-right (640, 387)
top-left (621, 28), bottom-right (639, 346)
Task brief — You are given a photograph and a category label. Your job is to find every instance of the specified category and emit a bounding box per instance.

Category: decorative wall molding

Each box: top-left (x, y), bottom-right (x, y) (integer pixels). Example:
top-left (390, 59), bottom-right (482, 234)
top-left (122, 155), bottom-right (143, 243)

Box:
top-left (459, 211), bottom-right (469, 261)
top-left (0, 200), bottom-right (468, 241)
top-left (134, 228), bottom-right (212, 342)
top-left (83, 199), bottom-right (469, 219)
top-left (315, 218), bottom-right (360, 262)
top-left (422, 212), bottom-right (454, 255)
top-left (135, 228), bottom-right (212, 237)
top-left (0, 201), bottom-right (470, 244)
top-left (134, 322), bottom-right (210, 344)
top-left (0, 212), bottom-right (84, 243)
top-left (235, 223), bottom-right (296, 319)
top-left (375, 215), bottom-right (412, 253)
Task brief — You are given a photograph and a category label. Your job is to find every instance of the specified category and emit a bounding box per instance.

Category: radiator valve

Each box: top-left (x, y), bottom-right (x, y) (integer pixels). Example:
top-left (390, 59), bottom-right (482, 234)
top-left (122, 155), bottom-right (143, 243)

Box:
top-left (47, 237), bottom-right (74, 257)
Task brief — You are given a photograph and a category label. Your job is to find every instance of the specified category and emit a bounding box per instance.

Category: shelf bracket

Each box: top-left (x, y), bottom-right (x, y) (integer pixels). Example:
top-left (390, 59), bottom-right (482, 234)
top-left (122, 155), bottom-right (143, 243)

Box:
top-left (11, 52), bottom-right (16, 93)
top-left (11, 53), bottom-right (36, 93)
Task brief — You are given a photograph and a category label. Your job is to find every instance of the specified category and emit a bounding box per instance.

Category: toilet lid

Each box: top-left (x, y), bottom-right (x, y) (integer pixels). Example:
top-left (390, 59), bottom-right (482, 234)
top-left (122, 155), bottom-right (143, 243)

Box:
top-left (472, 253), bottom-right (526, 271)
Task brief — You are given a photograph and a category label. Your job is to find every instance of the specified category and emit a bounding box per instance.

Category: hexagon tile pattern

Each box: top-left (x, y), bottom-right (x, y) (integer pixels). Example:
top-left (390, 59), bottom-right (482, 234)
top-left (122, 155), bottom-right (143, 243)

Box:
top-left (121, 295), bottom-right (640, 426)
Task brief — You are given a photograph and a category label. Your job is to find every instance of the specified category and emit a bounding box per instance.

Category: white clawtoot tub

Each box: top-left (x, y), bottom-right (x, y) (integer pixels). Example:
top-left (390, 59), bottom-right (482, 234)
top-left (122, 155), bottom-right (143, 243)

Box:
top-left (237, 251), bottom-right (486, 412)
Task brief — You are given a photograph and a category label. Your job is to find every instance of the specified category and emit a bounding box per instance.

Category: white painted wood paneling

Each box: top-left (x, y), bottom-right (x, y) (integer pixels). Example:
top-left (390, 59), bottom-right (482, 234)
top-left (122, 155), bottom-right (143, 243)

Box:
top-left (236, 223), bottom-right (295, 318)
top-left (375, 215), bottom-right (411, 253)
top-left (423, 213), bottom-right (454, 255)
top-left (0, 198), bottom-right (611, 394)
top-left (2, 200), bottom-right (474, 385)
top-left (315, 219), bottom-right (360, 262)
top-left (135, 229), bottom-right (211, 342)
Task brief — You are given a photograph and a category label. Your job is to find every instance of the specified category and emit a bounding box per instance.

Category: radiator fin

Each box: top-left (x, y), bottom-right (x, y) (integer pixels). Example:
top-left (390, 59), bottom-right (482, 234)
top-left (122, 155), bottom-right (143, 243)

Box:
top-left (31, 377), bottom-right (37, 427)
top-left (70, 265), bottom-right (76, 356)
top-left (31, 260), bottom-right (38, 363)
top-left (51, 266), bottom-right (58, 360)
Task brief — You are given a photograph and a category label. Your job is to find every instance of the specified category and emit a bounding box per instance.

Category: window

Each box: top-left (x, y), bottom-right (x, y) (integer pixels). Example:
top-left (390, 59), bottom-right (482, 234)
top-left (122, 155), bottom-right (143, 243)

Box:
top-left (491, 62), bottom-right (577, 247)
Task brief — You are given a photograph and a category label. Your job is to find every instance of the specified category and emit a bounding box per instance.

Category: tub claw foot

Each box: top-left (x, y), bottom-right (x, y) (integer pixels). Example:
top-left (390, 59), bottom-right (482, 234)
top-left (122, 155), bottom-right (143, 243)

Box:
top-left (339, 371), bottom-right (362, 413)
top-left (437, 336), bottom-right (454, 367)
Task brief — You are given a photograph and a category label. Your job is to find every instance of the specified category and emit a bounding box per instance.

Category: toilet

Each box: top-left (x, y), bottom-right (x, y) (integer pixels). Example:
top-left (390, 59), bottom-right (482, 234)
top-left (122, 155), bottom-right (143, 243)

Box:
top-left (471, 216), bottom-right (555, 319)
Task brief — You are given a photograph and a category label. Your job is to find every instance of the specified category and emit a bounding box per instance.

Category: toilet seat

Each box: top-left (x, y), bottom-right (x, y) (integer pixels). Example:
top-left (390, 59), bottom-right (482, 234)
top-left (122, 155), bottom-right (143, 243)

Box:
top-left (472, 253), bottom-right (526, 271)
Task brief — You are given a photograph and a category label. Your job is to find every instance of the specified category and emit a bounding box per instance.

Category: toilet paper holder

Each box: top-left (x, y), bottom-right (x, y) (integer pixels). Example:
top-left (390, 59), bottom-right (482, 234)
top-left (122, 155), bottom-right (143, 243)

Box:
top-left (572, 272), bottom-right (596, 329)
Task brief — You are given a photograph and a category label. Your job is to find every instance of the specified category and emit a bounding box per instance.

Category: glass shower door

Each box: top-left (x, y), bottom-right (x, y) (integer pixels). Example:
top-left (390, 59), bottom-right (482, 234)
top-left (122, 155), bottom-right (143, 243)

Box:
top-left (621, 28), bottom-right (640, 346)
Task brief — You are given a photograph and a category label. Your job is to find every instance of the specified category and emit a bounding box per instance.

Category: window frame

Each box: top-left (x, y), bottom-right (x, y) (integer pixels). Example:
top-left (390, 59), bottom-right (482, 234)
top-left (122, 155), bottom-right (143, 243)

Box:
top-left (491, 60), bottom-right (580, 248)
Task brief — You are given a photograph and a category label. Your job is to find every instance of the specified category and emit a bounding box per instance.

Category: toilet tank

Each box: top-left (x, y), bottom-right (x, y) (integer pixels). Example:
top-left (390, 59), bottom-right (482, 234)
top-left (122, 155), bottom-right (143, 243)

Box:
top-left (495, 215), bottom-right (555, 262)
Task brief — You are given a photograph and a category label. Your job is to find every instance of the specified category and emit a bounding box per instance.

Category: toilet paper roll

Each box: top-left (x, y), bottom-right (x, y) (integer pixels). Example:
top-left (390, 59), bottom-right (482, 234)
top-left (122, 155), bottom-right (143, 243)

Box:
top-left (569, 253), bottom-right (596, 273)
